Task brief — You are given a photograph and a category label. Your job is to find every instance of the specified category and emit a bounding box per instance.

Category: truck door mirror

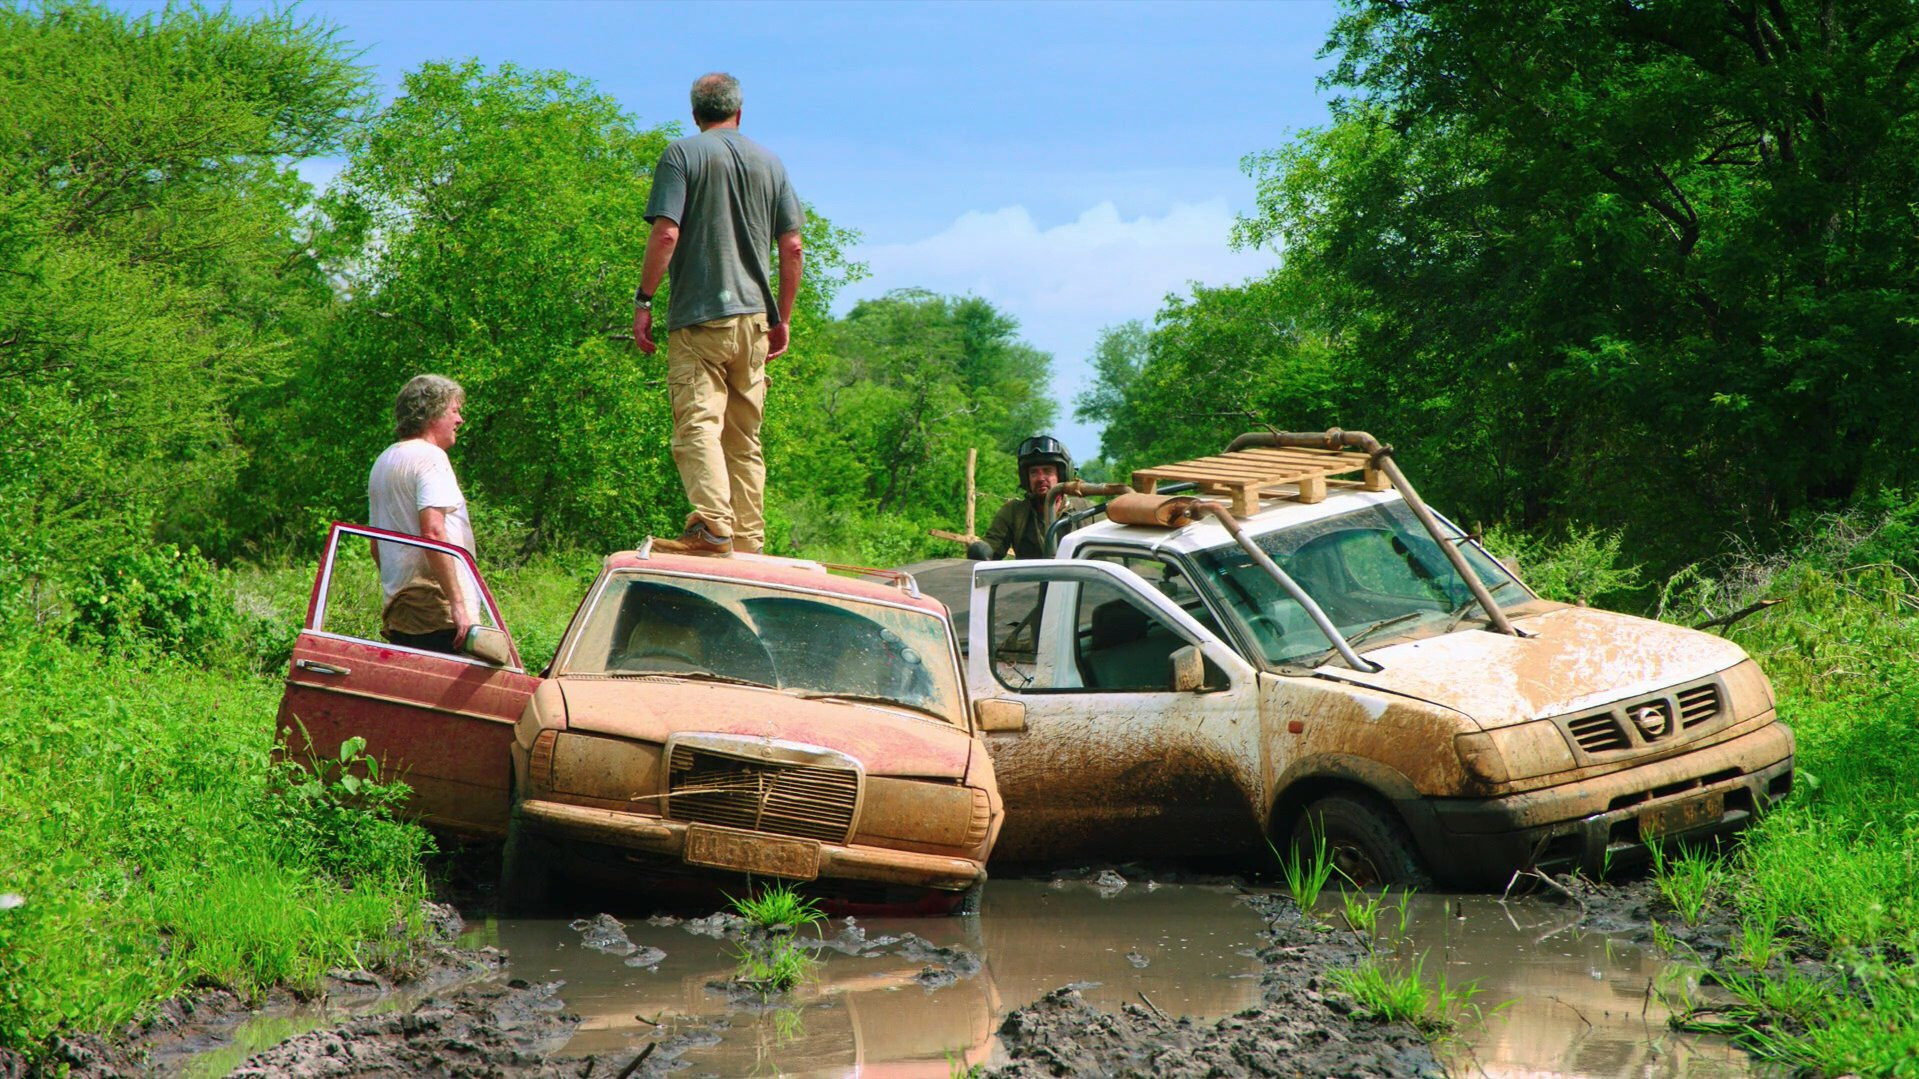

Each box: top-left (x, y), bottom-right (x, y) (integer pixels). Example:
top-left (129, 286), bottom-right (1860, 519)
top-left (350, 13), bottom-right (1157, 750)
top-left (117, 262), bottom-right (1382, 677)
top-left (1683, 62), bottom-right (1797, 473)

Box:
top-left (975, 698), bottom-right (1027, 732)
top-left (1171, 644), bottom-right (1205, 693)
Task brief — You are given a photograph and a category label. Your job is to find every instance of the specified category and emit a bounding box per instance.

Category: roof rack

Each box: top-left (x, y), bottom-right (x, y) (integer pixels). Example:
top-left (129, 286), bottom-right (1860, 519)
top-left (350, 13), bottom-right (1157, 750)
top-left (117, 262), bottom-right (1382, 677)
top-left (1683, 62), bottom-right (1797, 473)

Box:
top-left (1130, 446), bottom-right (1390, 517)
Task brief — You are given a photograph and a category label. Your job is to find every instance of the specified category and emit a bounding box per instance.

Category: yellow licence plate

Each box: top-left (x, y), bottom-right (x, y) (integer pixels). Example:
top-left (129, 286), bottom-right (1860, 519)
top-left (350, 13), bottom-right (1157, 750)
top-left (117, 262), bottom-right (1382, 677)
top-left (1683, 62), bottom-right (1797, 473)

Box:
top-left (1639, 791), bottom-right (1725, 842)
top-left (683, 824), bottom-right (822, 881)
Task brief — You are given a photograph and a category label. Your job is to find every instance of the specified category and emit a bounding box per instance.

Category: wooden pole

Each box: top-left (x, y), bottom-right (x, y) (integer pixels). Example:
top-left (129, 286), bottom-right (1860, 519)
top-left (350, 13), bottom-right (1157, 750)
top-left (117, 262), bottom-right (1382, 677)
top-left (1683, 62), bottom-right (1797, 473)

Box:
top-left (965, 448), bottom-right (977, 541)
top-left (930, 448), bottom-right (984, 548)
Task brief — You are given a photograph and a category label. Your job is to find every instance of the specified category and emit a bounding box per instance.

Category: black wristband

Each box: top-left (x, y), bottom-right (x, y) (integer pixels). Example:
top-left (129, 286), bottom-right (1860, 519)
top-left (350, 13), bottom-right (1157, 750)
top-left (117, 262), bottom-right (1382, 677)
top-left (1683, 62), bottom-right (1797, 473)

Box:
top-left (634, 284), bottom-right (652, 307)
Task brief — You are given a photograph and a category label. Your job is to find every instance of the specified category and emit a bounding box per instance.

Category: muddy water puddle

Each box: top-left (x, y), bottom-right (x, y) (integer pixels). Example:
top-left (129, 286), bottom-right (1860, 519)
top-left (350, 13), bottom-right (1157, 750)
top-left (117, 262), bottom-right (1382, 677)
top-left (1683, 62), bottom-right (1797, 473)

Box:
top-left (477, 879), bottom-right (1266, 1075)
top-left (1390, 894), bottom-right (1764, 1078)
top-left (176, 882), bottom-right (1767, 1077)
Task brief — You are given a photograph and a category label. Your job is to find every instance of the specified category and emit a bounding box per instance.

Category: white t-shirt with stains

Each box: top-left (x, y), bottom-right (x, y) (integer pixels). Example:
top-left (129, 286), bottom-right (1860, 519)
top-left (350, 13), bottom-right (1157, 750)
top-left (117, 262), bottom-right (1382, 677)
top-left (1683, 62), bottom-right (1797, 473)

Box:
top-left (366, 439), bottom-right (478, 620)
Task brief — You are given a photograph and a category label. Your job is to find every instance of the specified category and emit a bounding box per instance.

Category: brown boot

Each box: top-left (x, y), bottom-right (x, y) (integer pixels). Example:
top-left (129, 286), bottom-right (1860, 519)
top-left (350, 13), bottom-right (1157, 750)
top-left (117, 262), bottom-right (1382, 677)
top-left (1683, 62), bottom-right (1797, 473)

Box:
top-left (653, 518), bottom-right (733, 557)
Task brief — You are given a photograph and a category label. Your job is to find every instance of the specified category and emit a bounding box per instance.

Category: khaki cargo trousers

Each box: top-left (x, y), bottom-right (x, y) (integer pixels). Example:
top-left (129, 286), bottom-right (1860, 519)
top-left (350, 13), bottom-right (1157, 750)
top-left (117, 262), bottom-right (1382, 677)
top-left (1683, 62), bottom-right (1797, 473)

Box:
top-left (667, 312), bottom-right (768, 552)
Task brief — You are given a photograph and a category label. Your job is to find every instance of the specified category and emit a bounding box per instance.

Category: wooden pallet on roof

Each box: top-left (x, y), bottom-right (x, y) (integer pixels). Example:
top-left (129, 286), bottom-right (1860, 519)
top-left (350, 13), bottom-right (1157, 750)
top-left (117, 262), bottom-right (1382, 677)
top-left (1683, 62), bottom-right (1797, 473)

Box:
top-left (1130, 446), bottom-right (1390, 517)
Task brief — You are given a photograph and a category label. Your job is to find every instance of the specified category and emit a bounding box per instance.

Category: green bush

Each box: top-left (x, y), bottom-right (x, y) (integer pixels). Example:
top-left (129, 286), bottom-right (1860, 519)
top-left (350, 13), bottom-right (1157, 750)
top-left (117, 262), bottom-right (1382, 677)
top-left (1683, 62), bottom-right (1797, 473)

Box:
top-left (0, 636), bottom-right (431, 1052)
top-left (1648, 500), bottom-right (1919, 1072)
top-left (1480, 524), bottom-right (1642, 608)
top-left (67, 544), bottom-right (241, 662)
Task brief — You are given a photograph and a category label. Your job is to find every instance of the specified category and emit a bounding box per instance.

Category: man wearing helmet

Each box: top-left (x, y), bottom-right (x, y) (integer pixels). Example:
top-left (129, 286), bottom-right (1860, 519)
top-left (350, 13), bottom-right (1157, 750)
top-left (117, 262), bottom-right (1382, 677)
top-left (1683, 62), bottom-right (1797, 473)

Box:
top-left (968, 436), bottom-right (1092, 560)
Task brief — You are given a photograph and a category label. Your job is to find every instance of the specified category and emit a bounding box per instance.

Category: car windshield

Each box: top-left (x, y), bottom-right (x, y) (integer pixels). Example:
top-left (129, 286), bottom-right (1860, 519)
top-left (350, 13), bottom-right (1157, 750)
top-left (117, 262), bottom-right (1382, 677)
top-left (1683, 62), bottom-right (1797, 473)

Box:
top-left (1189, 500), bottom-right (1524, 667)
top-left (562, 570), bottom-right (965, 724)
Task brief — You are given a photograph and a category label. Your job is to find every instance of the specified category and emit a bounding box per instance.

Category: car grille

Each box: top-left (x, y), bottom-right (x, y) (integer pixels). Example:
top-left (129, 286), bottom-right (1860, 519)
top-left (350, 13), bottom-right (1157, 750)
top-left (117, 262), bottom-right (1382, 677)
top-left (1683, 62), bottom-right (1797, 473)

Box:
top-left (665, 745), bottom-right (859, 844)
top-left (1676, 684), bottom-right (1721, 728)
top-left (1566, 712), bottom-right (1630, 752)
top-left (1556, 676), bottom-right (1728, 758)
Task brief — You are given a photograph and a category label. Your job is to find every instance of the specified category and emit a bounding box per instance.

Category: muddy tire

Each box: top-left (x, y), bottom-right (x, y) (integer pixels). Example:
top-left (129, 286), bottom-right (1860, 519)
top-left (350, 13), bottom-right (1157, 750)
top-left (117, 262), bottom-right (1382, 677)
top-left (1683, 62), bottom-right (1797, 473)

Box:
top-left (499, 812), bottom-right (557, 915)
top-left (1291, 794), bottom-right (1429, 890)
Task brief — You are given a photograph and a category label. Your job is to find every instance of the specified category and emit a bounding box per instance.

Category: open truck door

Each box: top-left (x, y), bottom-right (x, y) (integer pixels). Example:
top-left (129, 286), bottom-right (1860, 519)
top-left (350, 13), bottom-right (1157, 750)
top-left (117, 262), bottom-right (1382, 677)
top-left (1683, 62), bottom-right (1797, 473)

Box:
top-left (277, 523), bottom-right (539, 838)
top-left (966, 559), bottom-right (1259, 862)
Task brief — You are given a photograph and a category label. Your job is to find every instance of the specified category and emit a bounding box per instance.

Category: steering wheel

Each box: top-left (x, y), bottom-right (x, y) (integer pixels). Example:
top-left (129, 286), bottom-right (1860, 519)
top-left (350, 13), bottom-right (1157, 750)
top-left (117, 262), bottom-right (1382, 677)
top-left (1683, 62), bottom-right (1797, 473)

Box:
top-left (623, 647), bottom-right (705, 668)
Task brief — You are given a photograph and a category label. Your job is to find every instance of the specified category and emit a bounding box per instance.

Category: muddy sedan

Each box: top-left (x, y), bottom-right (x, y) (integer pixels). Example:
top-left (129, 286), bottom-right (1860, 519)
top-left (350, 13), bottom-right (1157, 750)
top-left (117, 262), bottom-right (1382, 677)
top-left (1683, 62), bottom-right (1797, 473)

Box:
top-left (277, 524), bottom-right (1002, 914)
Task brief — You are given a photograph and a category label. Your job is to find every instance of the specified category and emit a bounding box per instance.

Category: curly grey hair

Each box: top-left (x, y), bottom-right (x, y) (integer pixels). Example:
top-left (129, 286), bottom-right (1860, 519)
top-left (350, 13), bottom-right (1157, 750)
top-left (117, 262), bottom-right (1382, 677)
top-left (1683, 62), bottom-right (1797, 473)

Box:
top-left (393, 374), bottom-right (464, 440)
top-left (690, 72), bottom-right (742, 125)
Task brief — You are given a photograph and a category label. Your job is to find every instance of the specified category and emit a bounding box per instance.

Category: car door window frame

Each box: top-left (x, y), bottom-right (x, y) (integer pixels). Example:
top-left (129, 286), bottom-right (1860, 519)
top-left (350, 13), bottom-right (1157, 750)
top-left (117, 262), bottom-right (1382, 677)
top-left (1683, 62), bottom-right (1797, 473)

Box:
top-left (1076, 545), bottom-right (1250, 659)
top-left (308, 522), bottom-right (524, 672)
top-left (971, 559), bottom-right (1252, 696)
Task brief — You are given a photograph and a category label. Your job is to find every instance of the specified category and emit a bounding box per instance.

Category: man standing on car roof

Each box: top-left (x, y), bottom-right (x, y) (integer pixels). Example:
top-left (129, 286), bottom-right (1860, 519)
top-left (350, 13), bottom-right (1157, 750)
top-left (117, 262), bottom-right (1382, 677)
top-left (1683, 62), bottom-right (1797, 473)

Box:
top-left (633, 72), bottom-right (804, 558)
top-left (969, 436), bottom-right (1092, 561)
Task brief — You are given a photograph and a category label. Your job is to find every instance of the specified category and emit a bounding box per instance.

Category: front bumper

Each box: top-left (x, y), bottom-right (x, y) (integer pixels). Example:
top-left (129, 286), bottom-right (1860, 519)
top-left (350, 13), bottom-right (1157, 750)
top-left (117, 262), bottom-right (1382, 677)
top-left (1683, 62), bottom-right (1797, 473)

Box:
top-left (1401, 720), bottom-right (1795, 888)
top-left (517, 798), bottom-right (986, 892)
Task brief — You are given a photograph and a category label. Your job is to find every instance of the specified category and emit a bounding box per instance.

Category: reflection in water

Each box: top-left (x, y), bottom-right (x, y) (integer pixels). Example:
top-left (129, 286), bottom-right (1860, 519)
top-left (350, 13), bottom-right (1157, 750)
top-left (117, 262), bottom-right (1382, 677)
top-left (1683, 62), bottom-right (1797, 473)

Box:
top-left (1395, 894), bottom-right (1763, 1078)
top-left (473, 880), bottom-right (1268, 1076)
top-left (178, 884), bottom-right (1770, 1078)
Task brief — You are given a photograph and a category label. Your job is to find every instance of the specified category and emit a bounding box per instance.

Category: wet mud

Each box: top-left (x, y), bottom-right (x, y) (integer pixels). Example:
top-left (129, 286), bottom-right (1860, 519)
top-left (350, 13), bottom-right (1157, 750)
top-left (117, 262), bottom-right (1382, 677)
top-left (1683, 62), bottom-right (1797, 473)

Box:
top-left (11, 872), bottom-right (1788, 1078)
top-left (992, 891), bottom-right (1440, 1078)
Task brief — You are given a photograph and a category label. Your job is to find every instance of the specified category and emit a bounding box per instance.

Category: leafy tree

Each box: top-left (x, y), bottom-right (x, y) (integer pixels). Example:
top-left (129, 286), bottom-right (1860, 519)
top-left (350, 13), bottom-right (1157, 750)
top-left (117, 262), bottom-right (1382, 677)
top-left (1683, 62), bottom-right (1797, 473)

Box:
top-left (0, 2), bottom-right (369, 615)
top-left (1074, 276), bottom-right (1343, 475)
top-left (778, 290), bottom-right (1056, 560)
top-left (1227, 0), bottom-right (1919, 566)
top-left (244, 60), bottom-right (863, 559)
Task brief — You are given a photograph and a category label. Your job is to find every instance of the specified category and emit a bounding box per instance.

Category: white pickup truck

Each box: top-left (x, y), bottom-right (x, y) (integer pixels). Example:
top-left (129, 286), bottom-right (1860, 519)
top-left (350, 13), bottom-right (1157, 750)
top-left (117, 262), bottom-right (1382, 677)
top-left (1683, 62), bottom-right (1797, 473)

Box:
top-left (917, 428), bottom-right (1795, 888)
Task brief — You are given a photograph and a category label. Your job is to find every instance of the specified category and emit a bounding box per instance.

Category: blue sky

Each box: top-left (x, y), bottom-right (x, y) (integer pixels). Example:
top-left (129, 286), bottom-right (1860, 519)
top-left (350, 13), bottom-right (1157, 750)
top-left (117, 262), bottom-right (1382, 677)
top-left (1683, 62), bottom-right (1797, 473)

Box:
top-left (122, 0), bottom-right (1343, 456)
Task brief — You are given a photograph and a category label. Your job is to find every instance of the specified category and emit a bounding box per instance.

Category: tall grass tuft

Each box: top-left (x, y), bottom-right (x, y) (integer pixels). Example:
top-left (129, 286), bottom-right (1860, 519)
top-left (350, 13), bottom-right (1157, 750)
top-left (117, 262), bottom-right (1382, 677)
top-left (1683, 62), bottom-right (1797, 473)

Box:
top-left (1327, 952), bottom-right (1485, 1036)
top-left (1647, 843), bottom-right (1726, 926)
top-left (1274, 826), bottom-right (1337, 918)
top-left (725, 884), bottom-right (823, 995)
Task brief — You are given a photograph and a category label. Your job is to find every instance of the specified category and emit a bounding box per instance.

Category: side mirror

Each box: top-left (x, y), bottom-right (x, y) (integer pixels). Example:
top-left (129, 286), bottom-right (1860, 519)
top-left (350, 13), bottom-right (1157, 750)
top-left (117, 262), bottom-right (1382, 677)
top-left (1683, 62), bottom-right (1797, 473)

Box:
top-left (974, 698), bottom-right (1027, 733)
top-left (463, 625), bottom-right (515, 666)
top-left (1170, 644), bottom-right (1205, 693)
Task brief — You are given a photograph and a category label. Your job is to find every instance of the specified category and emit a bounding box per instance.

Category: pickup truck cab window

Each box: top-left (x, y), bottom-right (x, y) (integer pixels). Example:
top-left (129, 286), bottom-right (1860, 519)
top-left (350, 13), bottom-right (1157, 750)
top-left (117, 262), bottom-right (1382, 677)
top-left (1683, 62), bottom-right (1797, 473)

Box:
top-left (1189, 500), bottom-right (1526, 667)
top-left (563, 570), bottom-right (966, 726)
top-left (1080, 550), bottom-right (1230, 643)
top-left (984, 575), bottom-right (1227, 692)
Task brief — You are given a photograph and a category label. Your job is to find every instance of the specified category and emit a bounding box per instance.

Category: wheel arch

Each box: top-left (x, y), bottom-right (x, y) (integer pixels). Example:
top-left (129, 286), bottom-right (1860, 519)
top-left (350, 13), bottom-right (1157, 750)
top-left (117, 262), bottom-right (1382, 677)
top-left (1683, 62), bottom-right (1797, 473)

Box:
top-left (1265, 754), bottom-right (1425, 853)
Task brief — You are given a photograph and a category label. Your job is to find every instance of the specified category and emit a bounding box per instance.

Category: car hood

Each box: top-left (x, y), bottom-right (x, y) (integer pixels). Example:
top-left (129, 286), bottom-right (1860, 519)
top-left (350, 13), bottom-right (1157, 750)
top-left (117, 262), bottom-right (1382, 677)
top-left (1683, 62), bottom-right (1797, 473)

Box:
top-left (1321, 606), bottom-right (1750, 729)
top-left (554, 676), bottom-right (973, 780)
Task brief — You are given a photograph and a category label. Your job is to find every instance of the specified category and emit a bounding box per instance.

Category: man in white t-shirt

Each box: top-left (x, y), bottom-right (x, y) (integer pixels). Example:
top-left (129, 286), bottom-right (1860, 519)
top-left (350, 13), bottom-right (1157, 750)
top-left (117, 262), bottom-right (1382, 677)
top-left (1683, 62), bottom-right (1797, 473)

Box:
top-left (367, 374), bottom-right (480, 654)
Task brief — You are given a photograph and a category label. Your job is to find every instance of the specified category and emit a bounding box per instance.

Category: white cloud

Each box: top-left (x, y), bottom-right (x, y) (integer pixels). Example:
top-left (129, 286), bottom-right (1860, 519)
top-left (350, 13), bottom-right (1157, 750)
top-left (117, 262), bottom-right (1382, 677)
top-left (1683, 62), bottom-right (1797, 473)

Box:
top-left (839, 200), bottom-right (1277, 454)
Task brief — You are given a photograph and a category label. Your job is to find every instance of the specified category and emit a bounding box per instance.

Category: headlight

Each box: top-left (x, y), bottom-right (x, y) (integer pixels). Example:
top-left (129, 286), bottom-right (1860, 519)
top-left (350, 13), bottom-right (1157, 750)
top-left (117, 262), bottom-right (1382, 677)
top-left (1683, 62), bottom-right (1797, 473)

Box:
top-left (1720, 659), bottom-right (1776, 718)
top-left (1455, 721), bottom-right (1577, 785)
top-left (548, 733), bottom-right (665, 810)
top-left (856, 778), bottom-right (976, 849)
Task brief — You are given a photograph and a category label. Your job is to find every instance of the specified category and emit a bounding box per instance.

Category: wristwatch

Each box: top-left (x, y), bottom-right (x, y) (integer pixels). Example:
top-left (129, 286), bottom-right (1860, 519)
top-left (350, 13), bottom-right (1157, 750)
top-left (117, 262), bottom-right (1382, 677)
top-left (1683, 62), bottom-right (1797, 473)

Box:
top-left (633, 285), bottom-right (653, 308)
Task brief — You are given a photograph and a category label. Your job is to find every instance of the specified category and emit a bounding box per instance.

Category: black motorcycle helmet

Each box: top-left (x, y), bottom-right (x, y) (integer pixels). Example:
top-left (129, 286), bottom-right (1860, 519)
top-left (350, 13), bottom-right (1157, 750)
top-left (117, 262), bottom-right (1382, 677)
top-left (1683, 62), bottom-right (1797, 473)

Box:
top-left (1015, 435), bottom-right (1074, 492)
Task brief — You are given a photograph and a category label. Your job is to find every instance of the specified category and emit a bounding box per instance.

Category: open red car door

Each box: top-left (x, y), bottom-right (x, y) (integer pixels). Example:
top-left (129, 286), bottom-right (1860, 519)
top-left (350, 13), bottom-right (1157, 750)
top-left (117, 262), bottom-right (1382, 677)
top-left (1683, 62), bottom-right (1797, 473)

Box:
top-left (276, 523), bottom-right (540, 838)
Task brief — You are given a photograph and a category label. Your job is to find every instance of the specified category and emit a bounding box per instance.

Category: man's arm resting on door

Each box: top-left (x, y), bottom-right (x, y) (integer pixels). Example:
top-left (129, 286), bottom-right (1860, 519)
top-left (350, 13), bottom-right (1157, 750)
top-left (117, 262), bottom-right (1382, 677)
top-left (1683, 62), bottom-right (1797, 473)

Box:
top-left (417, 506), bottom-right (475, 646)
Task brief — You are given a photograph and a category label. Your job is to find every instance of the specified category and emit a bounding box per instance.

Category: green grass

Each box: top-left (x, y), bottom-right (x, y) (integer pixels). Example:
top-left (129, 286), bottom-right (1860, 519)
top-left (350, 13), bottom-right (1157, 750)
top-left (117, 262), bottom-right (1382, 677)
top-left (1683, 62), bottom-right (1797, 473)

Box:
top-left (725, 884), bottom-right (824, 994)
top-left (1631, 514), bottom-right (1919, 1074)
top-left (1327, 952), bottom-right (1485, 1036)
top-left (1648, 842), bottom-right (1727, 926)
top-left (726, 882), bottom-right (827, 933)
top-left (1274, 826), bottom-right (1337, 917)
top-left (0, 634), bottom-right (432, 1053)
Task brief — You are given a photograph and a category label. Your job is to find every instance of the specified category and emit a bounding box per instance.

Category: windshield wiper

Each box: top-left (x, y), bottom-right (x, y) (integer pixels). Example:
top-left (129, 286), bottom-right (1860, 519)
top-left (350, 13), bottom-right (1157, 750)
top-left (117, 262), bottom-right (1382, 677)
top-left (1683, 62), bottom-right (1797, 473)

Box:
top-left (605, 670), bottom-right (776, 689)
top-left (1307, 612), bottom-right (1423, 668)
top-left (795, 691), bottom-right (944, 719)
top-left (1446, 580), bottom-right (1515, 631)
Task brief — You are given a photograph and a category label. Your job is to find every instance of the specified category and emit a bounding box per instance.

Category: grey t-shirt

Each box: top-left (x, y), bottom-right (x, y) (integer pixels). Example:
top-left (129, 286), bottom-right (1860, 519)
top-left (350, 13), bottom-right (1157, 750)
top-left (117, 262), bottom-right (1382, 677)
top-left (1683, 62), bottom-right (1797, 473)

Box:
top-left (644, 128), bottom-right (804, 333)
